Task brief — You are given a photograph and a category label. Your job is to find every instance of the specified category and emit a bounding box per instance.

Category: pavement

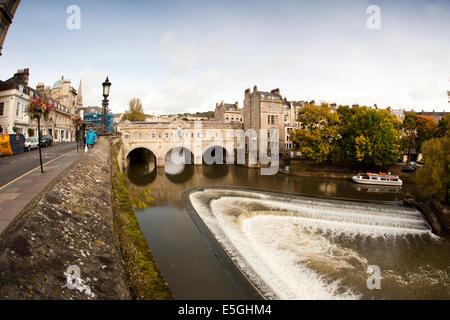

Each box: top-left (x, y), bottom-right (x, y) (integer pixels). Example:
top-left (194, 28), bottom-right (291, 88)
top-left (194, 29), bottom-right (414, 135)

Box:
top-left (0, 144), bottom-right (82, 234)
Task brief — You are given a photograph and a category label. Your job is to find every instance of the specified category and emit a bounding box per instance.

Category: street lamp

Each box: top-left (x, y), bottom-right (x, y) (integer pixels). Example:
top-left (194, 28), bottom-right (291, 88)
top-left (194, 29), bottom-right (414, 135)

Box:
top-left (102, 76), bottom-right (111, 134)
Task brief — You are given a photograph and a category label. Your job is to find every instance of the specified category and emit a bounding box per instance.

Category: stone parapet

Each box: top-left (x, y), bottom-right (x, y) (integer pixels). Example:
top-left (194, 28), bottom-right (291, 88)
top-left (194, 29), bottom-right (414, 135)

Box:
top-left (0, 137), bottom-right (130, 299)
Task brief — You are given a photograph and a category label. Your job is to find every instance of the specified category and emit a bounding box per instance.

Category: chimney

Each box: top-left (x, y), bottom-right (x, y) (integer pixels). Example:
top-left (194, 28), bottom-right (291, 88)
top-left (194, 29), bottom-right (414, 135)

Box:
top-left (253, 85), bottom-right (258, 93)
top-left (271, 88), bottom-right (280, 95)
top-left (235, 102), bottom-right (239, 108)
top-left (245, 88), bottom-right (250, 95)
top-left (36, 82), bottom-right (45, 93)
top-left (14, 68), bottom-right (30, 86)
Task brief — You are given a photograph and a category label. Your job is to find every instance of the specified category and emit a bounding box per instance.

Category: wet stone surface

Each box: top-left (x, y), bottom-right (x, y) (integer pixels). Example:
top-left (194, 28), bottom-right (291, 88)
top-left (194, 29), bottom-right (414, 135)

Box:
top-left (0, 138), bottom-right (130, 299)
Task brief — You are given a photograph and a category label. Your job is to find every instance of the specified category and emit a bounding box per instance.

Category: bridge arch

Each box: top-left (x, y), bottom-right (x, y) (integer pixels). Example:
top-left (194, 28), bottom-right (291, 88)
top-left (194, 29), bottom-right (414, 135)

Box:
top-left (126, 147), bottom-right (158, 185)
top-left (164, 147), bottom-right (195, 182)
top-left (202, 145), bottom-right (231, 165)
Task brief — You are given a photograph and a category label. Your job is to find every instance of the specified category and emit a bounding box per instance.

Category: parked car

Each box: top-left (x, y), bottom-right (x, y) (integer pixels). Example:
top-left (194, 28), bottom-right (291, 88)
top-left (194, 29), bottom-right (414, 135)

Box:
top-left (409, 161), bottom-right (422, 168)
top-left (402, 165), bottom-right (416, 173)
top-left (40, 135), bottom-right (53, 147)
top-left (25, 137), bottom-right (39, 151)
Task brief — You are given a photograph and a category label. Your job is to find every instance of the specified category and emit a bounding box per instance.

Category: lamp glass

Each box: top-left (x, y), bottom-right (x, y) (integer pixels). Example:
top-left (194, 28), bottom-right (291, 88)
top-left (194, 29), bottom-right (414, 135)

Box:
top-left (102, 77), bottom-right (111, 97)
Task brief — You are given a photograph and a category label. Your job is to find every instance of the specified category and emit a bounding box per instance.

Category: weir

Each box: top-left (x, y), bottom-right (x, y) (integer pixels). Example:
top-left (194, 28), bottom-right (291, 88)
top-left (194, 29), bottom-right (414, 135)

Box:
top-left (188, 187), bottom-right (440, 300)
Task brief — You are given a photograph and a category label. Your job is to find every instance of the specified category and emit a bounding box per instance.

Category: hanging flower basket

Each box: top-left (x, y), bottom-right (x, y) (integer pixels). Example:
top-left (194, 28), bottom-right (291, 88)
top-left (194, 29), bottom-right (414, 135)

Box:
top-left (26, 97), bottom-right (55, 120)
top-left (72, 115), bottom-right (84, 128)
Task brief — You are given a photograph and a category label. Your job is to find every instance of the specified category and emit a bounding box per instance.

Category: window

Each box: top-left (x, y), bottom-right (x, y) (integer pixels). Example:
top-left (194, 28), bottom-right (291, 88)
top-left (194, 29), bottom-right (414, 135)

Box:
top-left (268, 115), bottom-right (277, 125)
top-left (16, 102), bottom-right (20, 117)
top-left (0, 102), bottom-right (4, 116)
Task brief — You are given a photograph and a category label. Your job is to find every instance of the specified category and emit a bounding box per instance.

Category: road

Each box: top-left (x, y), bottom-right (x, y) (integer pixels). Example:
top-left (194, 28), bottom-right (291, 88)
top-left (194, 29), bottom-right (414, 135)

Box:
top-left (0, 142), bottom-right (78, 188)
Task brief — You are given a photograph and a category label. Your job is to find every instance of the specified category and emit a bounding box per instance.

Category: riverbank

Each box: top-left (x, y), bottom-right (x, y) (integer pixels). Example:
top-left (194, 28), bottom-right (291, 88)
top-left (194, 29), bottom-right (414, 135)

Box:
top-left (279, 160), bottom-right (449, 236)
top-left (0, 137), bottom-right (130, 299)
top-left (111, 137), bottom-right (173, 300)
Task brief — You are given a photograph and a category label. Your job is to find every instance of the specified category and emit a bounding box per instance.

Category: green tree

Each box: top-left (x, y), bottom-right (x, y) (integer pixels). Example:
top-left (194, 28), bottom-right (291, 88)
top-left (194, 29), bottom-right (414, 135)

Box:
top-left (290, 103), bottom-right (340, 162)
top-left (416, 136), bottom-right (450, 203)
top-left (340, 107), bottom-right (401, 167)
top-left (122, 98), bottom-right (147, 122)
top-left (336, 105), bottom-right (359, 160)
top-left (437, 114), bottom-right (450, 138)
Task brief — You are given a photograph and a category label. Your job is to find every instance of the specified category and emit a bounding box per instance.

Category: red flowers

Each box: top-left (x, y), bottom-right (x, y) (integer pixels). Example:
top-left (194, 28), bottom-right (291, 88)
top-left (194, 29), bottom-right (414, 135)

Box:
top-left (26, 97), bottom-right (55, 120)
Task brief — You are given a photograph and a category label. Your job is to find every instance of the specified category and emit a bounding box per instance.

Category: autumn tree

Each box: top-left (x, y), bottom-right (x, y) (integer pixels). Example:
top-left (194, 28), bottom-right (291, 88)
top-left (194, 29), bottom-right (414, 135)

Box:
top-left (122, 98), bottom-right (147, 122)
top-left (290, 103), bottom-right (340, 162)
top-left (415, 115), bottom-right (437, 153)
top-left (437, 114), bottom-right (450, 138)
top-left (416, 136), bottom-right (450, 203)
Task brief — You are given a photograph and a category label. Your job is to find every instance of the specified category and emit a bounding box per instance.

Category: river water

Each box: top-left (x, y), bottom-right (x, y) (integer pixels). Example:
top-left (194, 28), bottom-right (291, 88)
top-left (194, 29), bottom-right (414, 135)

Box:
top-left (127, 159), bottom-right (450, 300)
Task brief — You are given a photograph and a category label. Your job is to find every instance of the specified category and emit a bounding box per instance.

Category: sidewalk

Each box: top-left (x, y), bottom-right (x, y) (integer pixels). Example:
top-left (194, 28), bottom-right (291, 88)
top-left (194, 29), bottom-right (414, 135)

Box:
top-left (0, 150), bottom-right (82, 234)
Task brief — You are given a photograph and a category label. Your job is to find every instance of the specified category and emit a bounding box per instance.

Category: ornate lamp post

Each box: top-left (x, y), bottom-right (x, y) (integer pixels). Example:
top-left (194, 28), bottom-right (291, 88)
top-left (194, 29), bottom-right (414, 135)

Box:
top-left (102, 77), bottom-right (111, 134)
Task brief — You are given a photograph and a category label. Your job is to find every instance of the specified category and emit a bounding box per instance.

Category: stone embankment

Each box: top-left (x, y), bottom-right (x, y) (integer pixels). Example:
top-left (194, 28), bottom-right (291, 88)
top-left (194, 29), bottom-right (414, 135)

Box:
top-left (0, 137), bottom-right (130, 299)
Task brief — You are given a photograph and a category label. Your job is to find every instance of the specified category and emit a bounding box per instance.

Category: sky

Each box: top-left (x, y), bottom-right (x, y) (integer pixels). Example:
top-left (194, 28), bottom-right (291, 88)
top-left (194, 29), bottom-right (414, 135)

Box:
top-left (0, 0), bottom-right (449, 114)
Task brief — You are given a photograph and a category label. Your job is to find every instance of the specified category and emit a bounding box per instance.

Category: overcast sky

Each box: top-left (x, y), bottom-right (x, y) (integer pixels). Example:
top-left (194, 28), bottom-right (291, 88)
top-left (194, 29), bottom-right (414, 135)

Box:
top-left (0, 0), bottom-right (449, 114)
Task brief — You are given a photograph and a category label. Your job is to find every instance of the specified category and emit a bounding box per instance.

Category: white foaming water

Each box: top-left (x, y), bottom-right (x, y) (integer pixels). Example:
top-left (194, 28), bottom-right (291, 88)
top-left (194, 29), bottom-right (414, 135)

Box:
top-left (189, 188), bottom-right (434, 300)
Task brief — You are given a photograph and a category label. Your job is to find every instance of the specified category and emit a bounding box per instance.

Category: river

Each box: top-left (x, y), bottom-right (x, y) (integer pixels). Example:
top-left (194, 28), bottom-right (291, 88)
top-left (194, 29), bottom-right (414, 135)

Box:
top-left (126, 158), bottom-right (450, 300)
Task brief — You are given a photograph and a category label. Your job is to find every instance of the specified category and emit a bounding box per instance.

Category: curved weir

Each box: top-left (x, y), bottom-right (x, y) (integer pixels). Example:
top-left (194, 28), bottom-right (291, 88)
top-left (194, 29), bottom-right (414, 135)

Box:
top-left (188, 188), bottom-right (447, 300)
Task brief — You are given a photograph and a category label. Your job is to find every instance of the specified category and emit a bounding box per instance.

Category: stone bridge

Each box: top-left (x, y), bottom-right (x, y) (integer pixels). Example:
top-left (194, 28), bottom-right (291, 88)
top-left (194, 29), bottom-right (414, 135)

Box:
top-left (118, 120), bottom-right (247, 167)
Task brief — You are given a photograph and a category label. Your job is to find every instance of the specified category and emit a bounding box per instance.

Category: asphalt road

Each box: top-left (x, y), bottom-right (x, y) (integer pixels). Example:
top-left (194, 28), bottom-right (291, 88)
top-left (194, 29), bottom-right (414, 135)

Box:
top-left (0, 142), bottom-right (78, 188)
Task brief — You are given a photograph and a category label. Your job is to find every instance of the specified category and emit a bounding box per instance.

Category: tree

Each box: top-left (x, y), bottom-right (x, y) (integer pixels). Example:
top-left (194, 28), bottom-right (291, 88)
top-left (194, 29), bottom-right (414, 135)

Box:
top-left (416, 136), bottom-right (450, 203)
top-left (290, 103), bottom-right (340, 162)
top-left (437, 114), bottom-right (450, 138)
top-left (122, 98), bottom-right (146, 122)
top-left (415, 116), bottom-right (437, 153)
top-left (336, 105), bottom-right (359, 160)
top-left (340, 107), bottom-right (401, 167)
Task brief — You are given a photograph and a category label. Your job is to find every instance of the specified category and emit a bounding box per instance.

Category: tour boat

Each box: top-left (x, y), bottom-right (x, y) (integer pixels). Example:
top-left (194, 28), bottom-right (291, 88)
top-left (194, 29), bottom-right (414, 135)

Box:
top-left (351, 172), bottom-right (403, 186)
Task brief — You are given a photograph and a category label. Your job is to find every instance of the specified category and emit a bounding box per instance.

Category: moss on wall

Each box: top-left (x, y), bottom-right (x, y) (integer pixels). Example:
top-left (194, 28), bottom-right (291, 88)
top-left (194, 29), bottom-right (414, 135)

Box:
top-left (110, 138), bottom-right (174, 300)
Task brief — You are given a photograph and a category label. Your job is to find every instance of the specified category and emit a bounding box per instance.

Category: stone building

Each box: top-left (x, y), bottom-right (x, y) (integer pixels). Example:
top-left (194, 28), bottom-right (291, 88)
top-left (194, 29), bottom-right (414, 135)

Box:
top-left (214, 101), bottom-right (243, 123)
top-left (244, 86), bottom-right (302, 155)
top-left (36, 76), bottom-right (82, 142)
top-left (0, 0), bottom-right (21, 56)
top-left (0, 69), bottom-right (78, 142)
top-left (0, 69), bottom-right (33, 135)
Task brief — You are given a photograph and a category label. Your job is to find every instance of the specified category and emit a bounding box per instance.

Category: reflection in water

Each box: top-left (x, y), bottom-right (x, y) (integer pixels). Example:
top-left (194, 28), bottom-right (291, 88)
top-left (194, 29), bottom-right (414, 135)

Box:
top-left (166, 164), bottom-right (195, 183)
top-left (351, 183), bottom-right (403, 194)
top-left (127, 148), bottom-right (157, 186)
top-left (202, 164), bottom-right (229, 179)
top-left (128, 161), bottom-right (449, 300)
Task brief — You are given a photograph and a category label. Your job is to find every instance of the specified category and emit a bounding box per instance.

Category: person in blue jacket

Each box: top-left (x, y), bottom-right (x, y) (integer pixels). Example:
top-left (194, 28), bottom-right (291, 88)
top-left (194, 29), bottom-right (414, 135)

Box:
top-left (85, 128), bottom-right (97, 150)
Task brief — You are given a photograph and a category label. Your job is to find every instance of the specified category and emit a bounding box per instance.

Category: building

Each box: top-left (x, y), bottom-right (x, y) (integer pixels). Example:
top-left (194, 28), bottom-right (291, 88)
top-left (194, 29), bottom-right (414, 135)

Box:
top-left (81, 106), bottom-right (114, 132)
top-left (0, 68), bottom-right (34, 135)
top-left (0, 0), bottom-right (21, 56)
top-left (390, 109), bottom-right (405, 121)
top-left (36, 76), bottom-right (82, 142)
top-left (416, 110), bottom-right (449, 123)
top-left (244, 86), bottom-right (303, 155)
top-left (0, 69), bottom-right (77, 142)
top-left (214, 101), bottom-right (243, 123)
top-left (36, 76), bottom-right (79, 115)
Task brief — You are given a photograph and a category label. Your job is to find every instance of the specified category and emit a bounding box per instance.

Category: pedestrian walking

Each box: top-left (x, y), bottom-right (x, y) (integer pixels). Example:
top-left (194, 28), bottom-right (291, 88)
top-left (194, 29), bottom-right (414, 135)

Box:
top-left (85, 128), bottom-right (97, 150)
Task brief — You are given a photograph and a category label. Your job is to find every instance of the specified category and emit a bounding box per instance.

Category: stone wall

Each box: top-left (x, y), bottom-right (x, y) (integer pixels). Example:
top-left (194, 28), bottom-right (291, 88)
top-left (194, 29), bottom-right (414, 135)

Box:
top-left (0, 137), bottom-right (130, 299)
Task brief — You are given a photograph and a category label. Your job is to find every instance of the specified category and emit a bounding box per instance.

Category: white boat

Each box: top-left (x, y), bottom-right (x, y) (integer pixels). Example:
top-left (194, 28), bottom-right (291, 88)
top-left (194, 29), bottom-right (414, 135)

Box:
top-left (351, 172), bottom-right (403, 186)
